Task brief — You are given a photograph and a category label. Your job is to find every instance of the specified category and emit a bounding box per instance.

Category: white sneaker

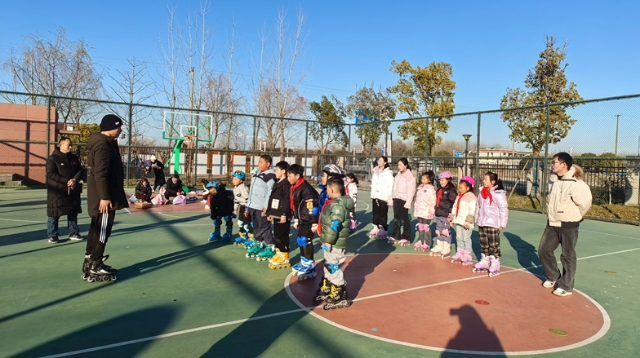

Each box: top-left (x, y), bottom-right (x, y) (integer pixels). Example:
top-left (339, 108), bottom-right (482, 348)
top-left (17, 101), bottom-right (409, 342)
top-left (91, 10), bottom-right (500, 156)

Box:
top-left (542, 280), bottom-right (556, 288)
top-left (552, 287), bottom-right (572, 297)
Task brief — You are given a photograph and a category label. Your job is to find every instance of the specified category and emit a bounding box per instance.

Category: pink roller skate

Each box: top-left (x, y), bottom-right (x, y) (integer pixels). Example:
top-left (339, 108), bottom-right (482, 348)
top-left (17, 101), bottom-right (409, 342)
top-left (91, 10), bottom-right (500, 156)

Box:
top-left (488, 255), bottom-right (501, 277)
top-left (473, 254), bottom-right (490, 273)
top-left (397, 239), bottom-right (410, 246)
top-left (387, 236), bottom-right (398, 244)
top-left (368, 225), bottom-right (379, 239)
top-left (451, 248), bottom-right (464, 264)
top-left (461, 250), bottom-right (474, 266)
top-left (376, 227), bottom-right (388, 240)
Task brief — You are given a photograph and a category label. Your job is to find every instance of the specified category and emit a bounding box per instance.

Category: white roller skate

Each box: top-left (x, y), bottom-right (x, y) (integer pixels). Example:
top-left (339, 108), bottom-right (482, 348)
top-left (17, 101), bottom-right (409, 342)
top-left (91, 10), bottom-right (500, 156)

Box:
top-left (430, 240), bottom-right (443, 257)
top-left (368, 225), bottom-right (379, 240)
top-left (473, 254), bottom-right (490, 273)
top-left (440, 242), bottom-right (452, 259)
top-left (488, 255), bottom-right (501, 277)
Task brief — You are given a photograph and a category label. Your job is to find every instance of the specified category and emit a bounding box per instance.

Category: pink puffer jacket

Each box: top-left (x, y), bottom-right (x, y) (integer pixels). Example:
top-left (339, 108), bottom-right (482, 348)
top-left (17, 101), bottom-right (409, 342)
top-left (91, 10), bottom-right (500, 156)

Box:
top-left (475, 187), bottom-right (509, 228)
top-left (413, 184), bottom-right (436, 219)
top-left (392, 169), bottom-right (416, 209)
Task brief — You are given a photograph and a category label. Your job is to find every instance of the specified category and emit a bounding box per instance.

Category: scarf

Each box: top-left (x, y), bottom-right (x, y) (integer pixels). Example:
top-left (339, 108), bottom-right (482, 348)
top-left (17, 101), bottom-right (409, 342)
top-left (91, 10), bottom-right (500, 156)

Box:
top-left (455, 192), bottom-right (466, 217)
top-left (436, 188), bottom-right (443, 208)
top-left (481, 187), bottom-right (493, 205)
top-left (290, 178), bottom-right (306, 212)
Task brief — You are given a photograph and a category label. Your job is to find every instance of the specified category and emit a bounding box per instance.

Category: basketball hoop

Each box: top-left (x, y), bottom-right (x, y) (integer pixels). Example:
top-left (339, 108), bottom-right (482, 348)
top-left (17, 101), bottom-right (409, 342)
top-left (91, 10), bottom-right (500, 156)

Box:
top-left (184, 135), bottom-right (197, 149)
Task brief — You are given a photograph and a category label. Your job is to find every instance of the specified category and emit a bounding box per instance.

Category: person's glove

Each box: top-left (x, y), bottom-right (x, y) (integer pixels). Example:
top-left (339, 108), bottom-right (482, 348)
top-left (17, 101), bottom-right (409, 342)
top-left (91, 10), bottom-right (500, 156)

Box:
top-left (293, 218), bottom-right (299, 229)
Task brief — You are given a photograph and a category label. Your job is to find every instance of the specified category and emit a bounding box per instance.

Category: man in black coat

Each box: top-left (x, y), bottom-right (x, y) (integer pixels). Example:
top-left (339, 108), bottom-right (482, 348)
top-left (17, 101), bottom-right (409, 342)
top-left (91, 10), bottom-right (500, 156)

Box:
top-left (84, 114), bottom-right (129, 277)
top-left (46, 137), bottom-right (85, 243)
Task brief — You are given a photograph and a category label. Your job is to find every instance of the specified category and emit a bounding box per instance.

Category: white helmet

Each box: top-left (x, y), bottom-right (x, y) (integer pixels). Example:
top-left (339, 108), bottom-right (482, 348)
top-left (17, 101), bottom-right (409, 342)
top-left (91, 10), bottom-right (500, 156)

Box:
top-left (322, 163), bottom-right (345, 177)
top-left (150, 155), bottom-right (156, 161)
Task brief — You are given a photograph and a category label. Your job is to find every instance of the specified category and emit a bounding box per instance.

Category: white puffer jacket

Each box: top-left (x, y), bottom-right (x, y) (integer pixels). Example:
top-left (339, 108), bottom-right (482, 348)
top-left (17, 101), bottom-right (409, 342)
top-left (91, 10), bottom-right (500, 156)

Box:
top-left (547, 165), bottom-right (592, 227)
top-left (450, 191), bottom-right (477, 228)
top-left (371, 166), bottom-right (394, 203)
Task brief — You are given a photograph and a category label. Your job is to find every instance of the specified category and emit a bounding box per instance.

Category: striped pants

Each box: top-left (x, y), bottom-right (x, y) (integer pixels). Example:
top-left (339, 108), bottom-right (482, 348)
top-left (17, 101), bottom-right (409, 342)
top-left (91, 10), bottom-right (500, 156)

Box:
top-left (86, 211), bottom-right (116, 261)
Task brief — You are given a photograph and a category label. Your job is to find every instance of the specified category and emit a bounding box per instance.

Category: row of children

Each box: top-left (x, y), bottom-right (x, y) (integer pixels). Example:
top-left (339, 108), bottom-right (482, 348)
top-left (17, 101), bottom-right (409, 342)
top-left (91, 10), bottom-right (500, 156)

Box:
top-left (202, 155), bottom-right (357, 309)
top-left (369, 156), bottom-right (508, 277)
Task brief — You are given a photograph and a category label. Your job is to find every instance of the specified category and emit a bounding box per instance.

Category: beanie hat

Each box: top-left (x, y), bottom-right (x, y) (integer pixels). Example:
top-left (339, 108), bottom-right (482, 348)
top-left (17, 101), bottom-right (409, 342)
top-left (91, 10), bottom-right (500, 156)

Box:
top-left (100, 114), bottom-right (124, 131)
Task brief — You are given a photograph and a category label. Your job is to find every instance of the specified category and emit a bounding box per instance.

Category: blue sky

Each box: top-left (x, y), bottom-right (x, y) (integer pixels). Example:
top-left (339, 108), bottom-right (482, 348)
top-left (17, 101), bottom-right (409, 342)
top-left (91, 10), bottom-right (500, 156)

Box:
top-left (1, 1), bottom-right (639, 153)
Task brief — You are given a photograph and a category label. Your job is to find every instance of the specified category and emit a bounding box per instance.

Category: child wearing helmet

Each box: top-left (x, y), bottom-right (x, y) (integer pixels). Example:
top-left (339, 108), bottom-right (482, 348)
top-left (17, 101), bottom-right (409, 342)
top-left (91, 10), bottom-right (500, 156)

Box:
top-left (319, 163), bottom-right (346, 208)
top-left (204, 181), bottom-right (235, 242)
top-left (431, 171), bottom-right (457, 258)
top-left (449, 176), bottom-right (477, 266)
top-left (231, 170), bottom-right (252, 244)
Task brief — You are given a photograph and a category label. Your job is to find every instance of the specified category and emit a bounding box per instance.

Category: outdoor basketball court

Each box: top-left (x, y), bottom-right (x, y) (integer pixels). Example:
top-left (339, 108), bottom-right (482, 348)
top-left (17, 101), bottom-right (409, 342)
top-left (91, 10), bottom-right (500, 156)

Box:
top-left (1, 188), bottom-right (638, 357)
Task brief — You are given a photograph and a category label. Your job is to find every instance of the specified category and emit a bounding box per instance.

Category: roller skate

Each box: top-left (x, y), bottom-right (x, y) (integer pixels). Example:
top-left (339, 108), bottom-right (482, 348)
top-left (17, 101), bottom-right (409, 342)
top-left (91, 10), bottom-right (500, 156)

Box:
top-left (368, 225), bottom-right (379, 239)
top-left (256, 245), bottom-right (276, 261)
top-left (376, 227), bottom-right (388, 240)
top-left (83, 259), bottom-right (117, 283)
top-left (473, 254), bottom-right (490, 273)
top-left (430, 240), bottom-right (443, 257)
top-left (234, 234), bottom-right (245, 246)
top-left (397, 239), bottom-right (410, 247)
top-left (246, 242), bottom-right (264, 259)
top-left (208, 225), bottom-right (221, 242)
top-left (461, 250), bottom-right (474, 266)
top-left (222, 226), bottom-right (233, 242)
top-left (268, 250), bottom-right (291, 269)
top-left (488, 255), bottom-right (501, 277)
top-left (349, 219), bottom-right (357, 233)
top-left (292, 257), bottom-right (316, 280)
top-left (313, 277), bottom-right (333, 302)
top-left (414, 241), bottom-right (425, 252)
top-left (440, 242), bottom-right (452, 259)
top-left (322, 284), bottom-right (351, 310)
top-left (387, 236), bottom-right (398, 244)
top-left (451, 248), bottom-right (464, 264)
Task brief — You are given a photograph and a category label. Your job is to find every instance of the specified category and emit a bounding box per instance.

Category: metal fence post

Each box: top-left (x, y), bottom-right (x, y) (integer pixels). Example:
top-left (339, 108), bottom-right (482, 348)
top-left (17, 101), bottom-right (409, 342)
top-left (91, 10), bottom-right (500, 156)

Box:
top-left (424, 118), bottom-right (430, 169)
top-left (305, 121), bottom-right (309, 173)
top-left (126, 102), bottom-right (133, 186)
top-left (193, 113), bottom-right (199, 186)
top-left (46, 95), bottom-right (51, 159)
top-left (541, 104), bottom-right (551, 214)
top-left (252, 116), bottom-right (257, 169)
top-left (476, 113), bottom-right (481, 194)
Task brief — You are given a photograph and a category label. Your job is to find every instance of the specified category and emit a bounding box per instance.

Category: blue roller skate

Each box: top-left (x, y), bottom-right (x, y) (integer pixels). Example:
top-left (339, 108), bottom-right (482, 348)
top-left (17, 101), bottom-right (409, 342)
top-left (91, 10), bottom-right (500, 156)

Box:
top-left (208, 225), bottom-right (221, 242)
top-left (246, 242), bottom-right (264, 258)
top-left (222, 223), bottom-right (233, 242)
top-left (234, 231), bottom-right (246, 246)
top-left (292, 257), bottom-right (316, 281)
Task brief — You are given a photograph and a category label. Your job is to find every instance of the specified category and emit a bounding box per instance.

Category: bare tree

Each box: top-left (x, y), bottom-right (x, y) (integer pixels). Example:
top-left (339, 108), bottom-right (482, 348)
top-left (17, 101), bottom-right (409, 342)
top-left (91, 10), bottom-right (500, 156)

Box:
top-left (106, 58), bottom-right (156, 145)
top-left (4, 28), bottom-right (103, 124)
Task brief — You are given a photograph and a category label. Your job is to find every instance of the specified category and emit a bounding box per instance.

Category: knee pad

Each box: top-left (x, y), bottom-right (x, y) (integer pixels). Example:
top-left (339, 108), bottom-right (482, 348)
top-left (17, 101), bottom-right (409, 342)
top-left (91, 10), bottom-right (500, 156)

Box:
top-left (324, 262), bottom-right (341, 274)
top-left (435, 230), bottom-right (441, 236)
top-left (322, 244), bottom-right (332, 252)
top-left (297, 236), bottom-right (310, 247)
top-left (442, 229), bottom-right (450, 237)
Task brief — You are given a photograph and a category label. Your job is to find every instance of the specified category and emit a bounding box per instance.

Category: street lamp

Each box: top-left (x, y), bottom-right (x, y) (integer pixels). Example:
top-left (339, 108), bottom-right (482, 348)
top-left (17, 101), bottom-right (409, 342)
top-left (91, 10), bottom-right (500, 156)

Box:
top-left (463, 134), bottom-right (472, 176)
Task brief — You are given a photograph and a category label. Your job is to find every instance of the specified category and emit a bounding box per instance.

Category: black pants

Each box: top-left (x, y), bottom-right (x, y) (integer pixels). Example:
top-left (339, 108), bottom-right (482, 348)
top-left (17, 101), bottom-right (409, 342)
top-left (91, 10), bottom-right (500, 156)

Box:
top-left (538, 224), bottom-right (579, 291)
top-left (85, 211), bottom-right (116, 261)
top-left (392, 199), bottom-right (411, 240)
top-left (372, 199), bottom-right (389, 230)
top-left (274, 220), bottom-right (291, 252)
top-left (297, 222), bottom-right (314, 260)
top-left (249, 207), bottom-right (273, 244)
top-left (136, 193), bottom-right (151, 202)
top-left (238, 205), bottom-right (253, 234)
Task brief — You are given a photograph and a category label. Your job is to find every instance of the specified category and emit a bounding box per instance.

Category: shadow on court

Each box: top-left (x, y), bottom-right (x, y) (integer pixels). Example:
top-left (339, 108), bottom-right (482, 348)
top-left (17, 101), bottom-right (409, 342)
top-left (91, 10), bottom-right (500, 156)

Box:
top-left (11, 306), bottom-right (178, 358)
top-left (441, 304), bottom-right (505, 357)
top-left (503, 232), bottom-right (545, 278)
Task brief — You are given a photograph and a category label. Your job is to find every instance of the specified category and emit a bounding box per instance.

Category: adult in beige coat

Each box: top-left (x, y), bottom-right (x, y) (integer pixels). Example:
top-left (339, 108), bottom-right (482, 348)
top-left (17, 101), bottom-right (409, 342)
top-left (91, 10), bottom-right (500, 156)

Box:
top-left (538, 152), bottom-right (592, 297)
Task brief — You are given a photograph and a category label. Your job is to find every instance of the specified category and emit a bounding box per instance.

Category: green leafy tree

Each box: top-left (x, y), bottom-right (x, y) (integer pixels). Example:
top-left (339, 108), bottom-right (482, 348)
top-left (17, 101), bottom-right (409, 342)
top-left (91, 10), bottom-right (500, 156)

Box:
top-left (500, 36), bottom-right (583, 156)
top-left (346, 85), bottom-right (396, 155)
top-left (388, 60), bottom-right (456, 155)
top-left (433, 150), bottom-right (451, 157)
top-left (309, 95), bottom-right (348, 154)
top-left (576, 152), bottom-right (597, 168)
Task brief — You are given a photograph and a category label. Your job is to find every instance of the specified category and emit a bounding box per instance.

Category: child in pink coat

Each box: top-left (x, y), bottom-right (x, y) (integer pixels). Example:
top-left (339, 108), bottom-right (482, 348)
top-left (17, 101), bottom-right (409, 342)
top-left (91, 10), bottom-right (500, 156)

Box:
top-left (389, 158), bottom-right (416, 245)
top-left (449, 176), bottom-right (477, 266)
top-left (413, 171), bottom-right (436, 252)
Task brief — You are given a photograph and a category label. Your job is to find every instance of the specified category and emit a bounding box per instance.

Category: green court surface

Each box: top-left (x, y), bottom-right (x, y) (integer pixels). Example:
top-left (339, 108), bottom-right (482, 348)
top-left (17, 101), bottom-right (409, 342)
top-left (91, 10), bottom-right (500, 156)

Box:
top-left (0, 189), bottom-right (639, 357)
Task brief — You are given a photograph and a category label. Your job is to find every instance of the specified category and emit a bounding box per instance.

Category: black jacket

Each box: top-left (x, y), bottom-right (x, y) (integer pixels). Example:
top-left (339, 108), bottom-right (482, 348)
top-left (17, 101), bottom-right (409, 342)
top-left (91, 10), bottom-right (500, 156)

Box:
top-left (266, 179), bottom-right (292, 219)
top-left (135, 182), bottom-right (152, 200)
top-left (166, 179), bottom-right (184, 196)
top-left (435, 182), bottom-right (458, 218)
top-left (86, 133), bottom-right (128, 217)
top-left (291, 179), bottom-right (319, 224)
top-left (46, 148), bottom-right (84, 217)
top-left (148, 160), bottom-right (166, 186)
top-left (208, 189), bottom-right (235, 219)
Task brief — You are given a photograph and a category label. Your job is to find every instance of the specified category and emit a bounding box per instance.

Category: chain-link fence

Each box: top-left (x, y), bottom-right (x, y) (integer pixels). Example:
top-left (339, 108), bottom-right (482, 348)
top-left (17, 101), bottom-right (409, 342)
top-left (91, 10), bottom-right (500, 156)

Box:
top-left (1, 90), bottom-right (639, 224)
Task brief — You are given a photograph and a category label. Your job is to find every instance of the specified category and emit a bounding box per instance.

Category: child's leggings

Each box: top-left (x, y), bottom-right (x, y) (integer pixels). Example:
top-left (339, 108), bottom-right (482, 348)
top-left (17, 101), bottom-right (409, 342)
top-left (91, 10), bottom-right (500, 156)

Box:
top-left (415, 217), bottom-right (432, 247)
top-left (435, 216), bottom-right (451, 243)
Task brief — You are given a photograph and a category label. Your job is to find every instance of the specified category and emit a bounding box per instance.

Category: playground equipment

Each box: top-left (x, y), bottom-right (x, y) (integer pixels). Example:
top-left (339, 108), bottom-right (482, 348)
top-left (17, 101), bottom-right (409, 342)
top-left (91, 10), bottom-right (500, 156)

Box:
top-left (162, 111), bottom-right (214, 177)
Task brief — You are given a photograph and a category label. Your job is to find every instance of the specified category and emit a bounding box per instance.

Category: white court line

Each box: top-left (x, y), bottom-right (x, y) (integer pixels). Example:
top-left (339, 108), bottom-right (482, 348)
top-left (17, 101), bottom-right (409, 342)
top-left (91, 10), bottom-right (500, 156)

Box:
top-left (40, 247), bottom-right (634, 358)
top-left (0, 218), bottom-right (43, 224)
top-left (124, 208), bottom-right (131, 214)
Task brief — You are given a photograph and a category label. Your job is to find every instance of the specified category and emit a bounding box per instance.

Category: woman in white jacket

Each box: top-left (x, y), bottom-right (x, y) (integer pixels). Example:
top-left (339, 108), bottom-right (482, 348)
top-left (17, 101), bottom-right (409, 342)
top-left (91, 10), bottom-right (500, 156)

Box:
top-left (369, 156), bottom-right (394, 239)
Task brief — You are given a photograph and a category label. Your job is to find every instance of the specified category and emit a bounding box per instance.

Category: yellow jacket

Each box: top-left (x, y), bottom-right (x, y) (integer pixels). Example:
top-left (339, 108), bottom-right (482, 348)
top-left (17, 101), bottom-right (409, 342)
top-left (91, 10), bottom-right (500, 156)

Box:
top-left (547, 165), bottom-right (592, 227)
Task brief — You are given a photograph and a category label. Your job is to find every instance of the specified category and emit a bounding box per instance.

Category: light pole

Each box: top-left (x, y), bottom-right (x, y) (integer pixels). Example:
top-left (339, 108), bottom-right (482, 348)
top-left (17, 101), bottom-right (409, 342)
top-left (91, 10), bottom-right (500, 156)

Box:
top-left (463, 134), bottom-right (472, 176)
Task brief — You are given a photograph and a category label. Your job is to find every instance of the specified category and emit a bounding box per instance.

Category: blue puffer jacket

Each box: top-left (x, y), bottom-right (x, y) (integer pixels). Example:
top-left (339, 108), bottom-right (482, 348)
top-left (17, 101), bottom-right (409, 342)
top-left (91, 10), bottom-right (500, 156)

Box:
top-left (246, 169), bottom-right (276, 210)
